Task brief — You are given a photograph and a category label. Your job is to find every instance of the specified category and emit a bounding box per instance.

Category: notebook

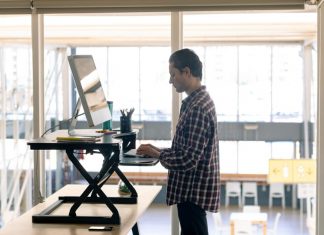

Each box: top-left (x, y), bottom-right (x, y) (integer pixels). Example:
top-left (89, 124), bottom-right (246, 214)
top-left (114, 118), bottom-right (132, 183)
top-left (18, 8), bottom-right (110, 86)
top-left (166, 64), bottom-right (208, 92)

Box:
top-left (124, 149), bottom-right (147, 158)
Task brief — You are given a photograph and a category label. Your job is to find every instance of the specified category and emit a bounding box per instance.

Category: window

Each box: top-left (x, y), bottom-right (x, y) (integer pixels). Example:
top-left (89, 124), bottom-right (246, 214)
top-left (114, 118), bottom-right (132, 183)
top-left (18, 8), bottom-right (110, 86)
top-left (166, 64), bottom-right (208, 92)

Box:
top-left (184, 12), bottom-right (309, 174)
top-left (272, 45), bottom-right (303, 122)
top-left (44, 13), bottom-right (172, 175)
top-left (238, 45), bottom-right (272, 121)
top-left (205, 46), bottom-right (239, 122)
top-left (41, 12), bottom-right (314, 176)
top-left (0, 14), bottom-right (32, 225)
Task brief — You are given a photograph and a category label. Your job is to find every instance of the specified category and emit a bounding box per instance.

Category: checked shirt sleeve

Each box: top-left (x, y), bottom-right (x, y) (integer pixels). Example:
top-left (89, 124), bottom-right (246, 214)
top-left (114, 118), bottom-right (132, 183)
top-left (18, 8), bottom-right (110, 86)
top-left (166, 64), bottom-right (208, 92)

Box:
top-left (159, 106), bottom-right (209, 171)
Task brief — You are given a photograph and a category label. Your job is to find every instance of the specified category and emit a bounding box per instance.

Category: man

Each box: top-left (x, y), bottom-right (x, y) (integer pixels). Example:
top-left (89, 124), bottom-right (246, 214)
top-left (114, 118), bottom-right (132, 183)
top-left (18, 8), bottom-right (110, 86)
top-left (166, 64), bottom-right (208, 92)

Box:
top-left (137, 48), bottom-right (220, 235)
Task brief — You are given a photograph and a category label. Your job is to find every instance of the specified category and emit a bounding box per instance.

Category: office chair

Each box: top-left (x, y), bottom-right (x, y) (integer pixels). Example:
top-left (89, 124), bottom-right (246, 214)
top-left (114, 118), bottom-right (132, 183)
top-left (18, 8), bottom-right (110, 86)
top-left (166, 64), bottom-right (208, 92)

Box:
top-left (242, 182), bottom-right (258, 205)
top-left (225, 182), bottom-right (242, 207)
top-left (269, 183), bottom-right (285, 208)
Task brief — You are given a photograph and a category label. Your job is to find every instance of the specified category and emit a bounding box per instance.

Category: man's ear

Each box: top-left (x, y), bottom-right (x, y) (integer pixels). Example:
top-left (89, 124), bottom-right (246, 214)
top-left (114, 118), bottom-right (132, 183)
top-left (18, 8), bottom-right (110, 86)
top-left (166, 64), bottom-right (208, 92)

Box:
top-left (182, 66), bottom-right (191, 76)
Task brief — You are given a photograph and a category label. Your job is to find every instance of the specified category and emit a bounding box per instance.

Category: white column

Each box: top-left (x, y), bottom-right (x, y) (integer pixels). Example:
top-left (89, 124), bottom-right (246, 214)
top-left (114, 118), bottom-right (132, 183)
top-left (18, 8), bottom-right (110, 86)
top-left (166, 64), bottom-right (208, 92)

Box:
top-left (32, 12), bottom-right (45, 205)
top-left (61, 48), bottom-right (70, 120)
top-left (55, 48), bottom-right (69, 191)
top-left (303, 43), bottom-right (313, 159)
top-left (0, 47), bottom-right (7, 222)
top-left (295, 43), bottom-right (313, 213)
top-left (170, 11), bottom-right (183, 235)
top-left (316, 1), bottom-right (324, 234)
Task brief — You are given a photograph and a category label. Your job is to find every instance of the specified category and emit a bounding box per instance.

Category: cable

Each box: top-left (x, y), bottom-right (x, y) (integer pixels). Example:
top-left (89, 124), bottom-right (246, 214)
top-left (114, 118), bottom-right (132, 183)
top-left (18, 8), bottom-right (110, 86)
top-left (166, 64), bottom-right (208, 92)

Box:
top-left (41, 112), bottom-right (85, 137)
top-left (41, 123), bottom-right (61, 137)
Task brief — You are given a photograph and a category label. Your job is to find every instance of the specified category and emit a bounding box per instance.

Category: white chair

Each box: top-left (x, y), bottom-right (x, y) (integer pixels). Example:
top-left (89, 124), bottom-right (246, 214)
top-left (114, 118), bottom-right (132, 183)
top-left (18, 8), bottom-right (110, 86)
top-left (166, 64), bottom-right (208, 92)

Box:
top-left (242, 205), bottom-right (261, 213)
top-left (267, 212), bottom-right (281, 235)
top-left (234, 220), bottom-right (253, 235)
top-left (306, 197), bottom-right (316, 235)
top-left (225, 182), bottom-right (242, 207)
top-left (306, 217), bottom-right (315, 235)
top-left (269, 183), bottom-right (285, 208)
top-left (242, 182), bottom-right (258, 205)
top-left (310, 197), bottom-right (316, 219)
top-left (212, 212), bottom-right (230, 234)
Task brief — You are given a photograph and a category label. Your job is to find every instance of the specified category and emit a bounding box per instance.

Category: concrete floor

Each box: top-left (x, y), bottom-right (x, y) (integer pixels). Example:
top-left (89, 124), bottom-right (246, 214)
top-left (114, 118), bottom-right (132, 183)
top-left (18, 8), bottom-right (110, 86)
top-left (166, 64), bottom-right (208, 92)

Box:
top-left (133, 204), bottom-right (310, 235)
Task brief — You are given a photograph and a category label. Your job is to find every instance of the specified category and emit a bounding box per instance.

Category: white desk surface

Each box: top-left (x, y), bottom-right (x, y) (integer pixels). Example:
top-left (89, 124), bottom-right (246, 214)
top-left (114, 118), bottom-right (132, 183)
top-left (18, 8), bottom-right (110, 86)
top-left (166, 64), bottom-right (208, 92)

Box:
top-left (230, 212), bottom-right (268, 222)
top-left (0, 184), bottom-right (162, 235)
top-left (230, 212), bottom-right (268, 235)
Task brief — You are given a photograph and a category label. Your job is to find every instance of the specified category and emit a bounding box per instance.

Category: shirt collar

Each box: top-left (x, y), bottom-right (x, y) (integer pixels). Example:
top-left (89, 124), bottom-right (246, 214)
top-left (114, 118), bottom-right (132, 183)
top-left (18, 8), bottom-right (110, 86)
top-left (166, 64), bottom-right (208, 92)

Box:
top-left (182, 86), bottom-right (206, 107)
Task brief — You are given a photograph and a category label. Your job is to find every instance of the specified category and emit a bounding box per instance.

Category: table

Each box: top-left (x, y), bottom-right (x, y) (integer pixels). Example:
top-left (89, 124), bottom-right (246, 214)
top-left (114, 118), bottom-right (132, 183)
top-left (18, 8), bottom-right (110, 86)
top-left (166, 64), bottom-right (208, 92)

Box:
top-left (27, 130), bottom-right (159, 226)
top-left (0, 184), bottom-right (161, 235)
top-left (230, 212), bottom-right (268, 235)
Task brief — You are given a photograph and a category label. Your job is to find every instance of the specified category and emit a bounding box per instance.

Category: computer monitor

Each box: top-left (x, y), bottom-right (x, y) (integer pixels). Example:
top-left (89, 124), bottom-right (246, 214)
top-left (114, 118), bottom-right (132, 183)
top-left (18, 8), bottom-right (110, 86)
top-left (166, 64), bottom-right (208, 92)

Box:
top-left (67, 55), bottom-right (111, 136)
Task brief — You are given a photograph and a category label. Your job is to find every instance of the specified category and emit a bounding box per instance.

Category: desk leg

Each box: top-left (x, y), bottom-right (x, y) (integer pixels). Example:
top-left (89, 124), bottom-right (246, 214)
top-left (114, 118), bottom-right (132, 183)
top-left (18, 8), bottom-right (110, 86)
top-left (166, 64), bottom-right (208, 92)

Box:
top-left (263, 222), bottom-right (267, 235)
top-left (132, 223), bottom-right (140, 235)
top-left (230, 221), bottom-right (234, 235)
top-left (65, 149), bottom-right (119, 221)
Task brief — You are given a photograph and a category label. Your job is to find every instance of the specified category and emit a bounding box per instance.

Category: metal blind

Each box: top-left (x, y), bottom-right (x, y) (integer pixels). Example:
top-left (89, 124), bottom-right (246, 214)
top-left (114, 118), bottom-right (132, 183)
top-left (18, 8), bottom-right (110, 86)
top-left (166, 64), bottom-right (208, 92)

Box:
top-left (0, 0), bottom-right (31, 14)
top-left (32, 0), bottom-right (305, 13)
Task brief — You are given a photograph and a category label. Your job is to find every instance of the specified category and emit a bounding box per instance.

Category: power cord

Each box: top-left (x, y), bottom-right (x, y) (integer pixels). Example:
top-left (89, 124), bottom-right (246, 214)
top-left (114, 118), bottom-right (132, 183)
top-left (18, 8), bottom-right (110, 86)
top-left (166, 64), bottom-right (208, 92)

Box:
top-left (41, 112), bottom-right (85, 137)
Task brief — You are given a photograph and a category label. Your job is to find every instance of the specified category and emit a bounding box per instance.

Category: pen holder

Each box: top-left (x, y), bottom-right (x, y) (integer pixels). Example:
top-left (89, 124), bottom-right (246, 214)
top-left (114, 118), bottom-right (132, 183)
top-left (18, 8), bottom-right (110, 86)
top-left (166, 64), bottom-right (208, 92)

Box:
top-left (103, 101), bottom-right (113, 130)
top-left (120, 116), bottom-right (132, 133)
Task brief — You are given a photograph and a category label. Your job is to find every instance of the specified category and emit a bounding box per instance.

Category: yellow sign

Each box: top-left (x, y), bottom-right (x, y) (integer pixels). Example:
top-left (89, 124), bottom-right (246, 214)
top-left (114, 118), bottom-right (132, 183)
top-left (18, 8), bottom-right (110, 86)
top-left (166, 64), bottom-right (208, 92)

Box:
top-left (293, 159), bottom-right (316, 183)
top-left (268, 159), bottom-right (316, 183)
top-left (268, 159), bottom-right (293, 183)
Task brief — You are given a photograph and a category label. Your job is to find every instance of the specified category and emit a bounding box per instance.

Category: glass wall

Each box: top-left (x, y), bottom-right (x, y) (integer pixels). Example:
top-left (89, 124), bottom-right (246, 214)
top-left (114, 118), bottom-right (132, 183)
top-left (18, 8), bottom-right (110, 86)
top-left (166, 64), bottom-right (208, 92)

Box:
top-left (75, 46), bottom-right (171, 121)
top-left (0, 15), bottom-right (32, 226)
top-left (44, 48), bottom-right (66, 122)
top-left (187, 44), bottom-right (304, 174)
top-left (41, 12), bottom-right (316, 176)
top-left (0, 10), bottom-right (317, 230)
top-left (190, 44), bottom-right (303, 123)
top-left (43, 13), bottom-right (172, 177)
top-left (184, 12), bottom-right (313, 175)
top-left (64, 42), bottom-right (307, 175)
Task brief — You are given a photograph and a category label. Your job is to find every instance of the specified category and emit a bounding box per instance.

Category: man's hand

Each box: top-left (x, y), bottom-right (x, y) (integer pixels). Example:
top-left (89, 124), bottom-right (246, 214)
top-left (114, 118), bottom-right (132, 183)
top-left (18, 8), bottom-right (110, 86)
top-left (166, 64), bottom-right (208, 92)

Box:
top-left (137, 144), bottom-right (160, 158)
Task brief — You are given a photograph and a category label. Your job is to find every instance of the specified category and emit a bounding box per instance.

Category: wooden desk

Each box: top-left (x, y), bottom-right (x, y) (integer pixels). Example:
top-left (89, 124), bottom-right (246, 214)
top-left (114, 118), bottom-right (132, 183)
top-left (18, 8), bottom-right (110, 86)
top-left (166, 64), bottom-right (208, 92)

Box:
top-left (230, 212), bottom-right (268, 235)
top-left (0, 184), bottom-right (161, 235)
top-left (27, 130), bottom-right (159, 225)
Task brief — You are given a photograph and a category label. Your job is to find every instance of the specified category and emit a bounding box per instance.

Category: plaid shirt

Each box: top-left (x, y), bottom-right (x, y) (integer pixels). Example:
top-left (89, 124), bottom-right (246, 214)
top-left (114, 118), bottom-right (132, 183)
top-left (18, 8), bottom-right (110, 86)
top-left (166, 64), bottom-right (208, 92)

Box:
top-left (159, 86), bottom-right (220, 212)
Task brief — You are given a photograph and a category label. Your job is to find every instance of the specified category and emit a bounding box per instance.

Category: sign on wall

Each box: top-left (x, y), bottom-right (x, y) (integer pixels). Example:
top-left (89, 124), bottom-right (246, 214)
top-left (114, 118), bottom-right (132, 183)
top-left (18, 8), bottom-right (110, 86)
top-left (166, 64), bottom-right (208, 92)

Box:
top-left (268, 159), bottom-right (316, 183)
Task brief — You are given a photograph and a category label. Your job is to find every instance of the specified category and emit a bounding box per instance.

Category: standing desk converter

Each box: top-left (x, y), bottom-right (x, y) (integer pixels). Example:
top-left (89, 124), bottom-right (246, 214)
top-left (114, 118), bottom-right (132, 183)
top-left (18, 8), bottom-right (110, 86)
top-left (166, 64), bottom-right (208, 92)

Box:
top-left (27, 129), bottom-right (159, 228)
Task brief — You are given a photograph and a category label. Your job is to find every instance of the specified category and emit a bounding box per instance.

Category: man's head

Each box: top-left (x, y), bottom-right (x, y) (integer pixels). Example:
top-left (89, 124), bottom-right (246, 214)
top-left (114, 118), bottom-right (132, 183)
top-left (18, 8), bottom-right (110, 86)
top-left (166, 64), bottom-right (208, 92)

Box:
top-left (168, 48), bottom-right (202, 94)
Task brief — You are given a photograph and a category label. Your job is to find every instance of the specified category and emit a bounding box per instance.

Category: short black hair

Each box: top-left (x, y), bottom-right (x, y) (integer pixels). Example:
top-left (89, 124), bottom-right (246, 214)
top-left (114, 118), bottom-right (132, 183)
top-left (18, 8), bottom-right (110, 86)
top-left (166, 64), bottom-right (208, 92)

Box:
top-left (169, 48), bottom-right (202, 80)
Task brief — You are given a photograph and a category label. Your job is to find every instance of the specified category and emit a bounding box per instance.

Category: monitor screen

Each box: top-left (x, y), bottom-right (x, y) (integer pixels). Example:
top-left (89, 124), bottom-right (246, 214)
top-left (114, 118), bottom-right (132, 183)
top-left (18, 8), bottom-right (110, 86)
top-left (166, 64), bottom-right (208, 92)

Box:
top-left (68, 55), bottom-right (111, 128)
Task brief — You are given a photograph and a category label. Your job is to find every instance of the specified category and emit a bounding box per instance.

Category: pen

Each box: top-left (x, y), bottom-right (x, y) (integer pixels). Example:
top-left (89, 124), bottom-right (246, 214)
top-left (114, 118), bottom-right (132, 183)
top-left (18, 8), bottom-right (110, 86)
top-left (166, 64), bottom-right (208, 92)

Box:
top-left (121, 108), bottom-right (135, 118)
top-left (96, 130), bottom-right (117, 134)
top-left (127, 108), bottom-right (135, 118)
top-left (120, 109), bottom-right (125, 117)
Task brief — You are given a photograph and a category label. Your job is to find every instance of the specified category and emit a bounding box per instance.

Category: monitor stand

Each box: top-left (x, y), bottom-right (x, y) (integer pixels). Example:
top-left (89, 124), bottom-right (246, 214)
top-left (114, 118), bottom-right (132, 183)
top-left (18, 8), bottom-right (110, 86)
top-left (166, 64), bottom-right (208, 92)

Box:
top-left (68, 99), bottom-right (103, 138)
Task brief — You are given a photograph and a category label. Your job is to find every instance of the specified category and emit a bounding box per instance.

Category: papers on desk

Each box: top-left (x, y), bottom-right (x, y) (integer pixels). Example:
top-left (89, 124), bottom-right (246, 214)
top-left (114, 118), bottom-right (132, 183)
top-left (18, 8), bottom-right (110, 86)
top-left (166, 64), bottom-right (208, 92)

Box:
top-left (56, 136), bottom-right (100, 142)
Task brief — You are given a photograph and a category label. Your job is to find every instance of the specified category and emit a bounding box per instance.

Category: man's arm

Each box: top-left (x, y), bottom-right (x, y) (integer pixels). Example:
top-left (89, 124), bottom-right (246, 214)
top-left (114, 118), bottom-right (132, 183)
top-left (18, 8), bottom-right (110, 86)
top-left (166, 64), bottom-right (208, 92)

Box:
top-left (159, 106), bottom-right (209, 171)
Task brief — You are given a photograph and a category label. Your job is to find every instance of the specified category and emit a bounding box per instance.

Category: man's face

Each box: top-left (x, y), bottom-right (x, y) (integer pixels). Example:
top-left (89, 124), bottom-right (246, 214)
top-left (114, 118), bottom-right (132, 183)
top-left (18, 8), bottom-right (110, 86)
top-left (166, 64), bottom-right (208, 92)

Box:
top-left (169, 63), bottom-right (188, 93)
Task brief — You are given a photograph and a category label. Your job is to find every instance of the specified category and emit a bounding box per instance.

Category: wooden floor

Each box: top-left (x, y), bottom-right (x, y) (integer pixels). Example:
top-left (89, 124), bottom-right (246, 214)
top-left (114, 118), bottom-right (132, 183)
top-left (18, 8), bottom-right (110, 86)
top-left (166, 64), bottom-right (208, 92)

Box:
top-left (133, 204), bottom-right (310, 235)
